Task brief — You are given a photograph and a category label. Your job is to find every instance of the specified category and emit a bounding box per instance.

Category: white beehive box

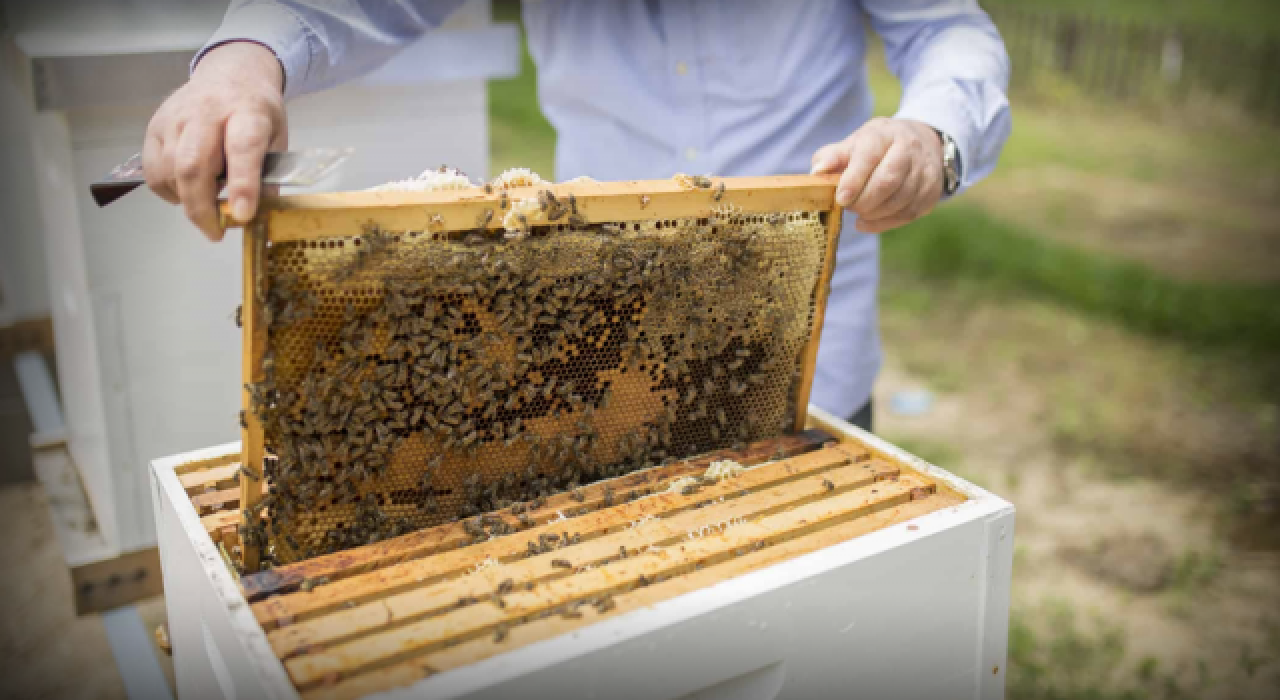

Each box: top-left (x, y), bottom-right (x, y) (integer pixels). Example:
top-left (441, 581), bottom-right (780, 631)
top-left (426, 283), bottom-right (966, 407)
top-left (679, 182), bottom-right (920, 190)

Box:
top-left (152, 407), bottom-right (1015, 700)
top-left (9, 0), bottom-right (517, 559)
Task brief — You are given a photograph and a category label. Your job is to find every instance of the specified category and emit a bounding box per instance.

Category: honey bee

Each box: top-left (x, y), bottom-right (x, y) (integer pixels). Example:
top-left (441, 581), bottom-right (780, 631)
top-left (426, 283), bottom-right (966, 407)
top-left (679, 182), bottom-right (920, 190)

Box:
top-left (493, 624), bottom-right (509, 642)
top-left (712, 182), bottom-right (725, 201)
top-left (298, 575), bottom-right (329, 593)
top-left (551, 558), bottom-right (572, 570)
top-left (822, 478), bottom-right (835, 492)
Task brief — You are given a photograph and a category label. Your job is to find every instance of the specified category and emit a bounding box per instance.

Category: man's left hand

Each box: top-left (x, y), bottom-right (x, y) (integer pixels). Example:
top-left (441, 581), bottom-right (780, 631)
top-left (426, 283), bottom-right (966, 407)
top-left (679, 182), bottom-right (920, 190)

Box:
top-left (810, 117), bottom-right (944, 234)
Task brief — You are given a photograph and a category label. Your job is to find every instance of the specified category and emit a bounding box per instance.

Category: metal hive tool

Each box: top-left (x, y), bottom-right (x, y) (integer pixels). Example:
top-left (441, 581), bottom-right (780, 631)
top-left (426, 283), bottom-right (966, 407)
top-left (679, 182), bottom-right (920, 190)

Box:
top-left (232, 173), bottom-right (842, 571)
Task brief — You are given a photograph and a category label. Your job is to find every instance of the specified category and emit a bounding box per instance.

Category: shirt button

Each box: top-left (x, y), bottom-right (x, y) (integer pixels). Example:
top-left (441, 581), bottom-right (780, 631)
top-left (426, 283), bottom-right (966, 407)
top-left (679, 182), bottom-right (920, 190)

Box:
top-left (684, 147), bottom-right (698, 162)
top-left (675, 61), bottom-right (689, 76)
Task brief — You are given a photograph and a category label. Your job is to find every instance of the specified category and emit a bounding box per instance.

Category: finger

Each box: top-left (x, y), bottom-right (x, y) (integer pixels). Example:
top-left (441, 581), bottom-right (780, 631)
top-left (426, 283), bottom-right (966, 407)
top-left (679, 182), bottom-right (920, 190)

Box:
top-left (852, 137), bottom-right (914, 216)
top-left (259, 115), bottom-right (290, 201)
top-left (860, 163), bottom-right (944, 233)
top-left (861, 157), bottom-right (920, 222)
top-left (810, 140), bottom-right (851, 175)
top-left (908, 161), bottom-right (943, 220)
top-left (223, 111), bottom-right (273, 224)
top-left (173, 118), bottom-right (226, 241)
top-left (835, 125), bottom-right (892, 208)
top-left (142, 130), bottom-right (178, 204)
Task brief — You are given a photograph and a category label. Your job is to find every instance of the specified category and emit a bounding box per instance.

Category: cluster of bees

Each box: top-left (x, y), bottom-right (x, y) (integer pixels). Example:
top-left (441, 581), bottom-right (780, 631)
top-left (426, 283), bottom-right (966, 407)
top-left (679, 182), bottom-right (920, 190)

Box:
top-left (238, 191), bottom-right (826, 566)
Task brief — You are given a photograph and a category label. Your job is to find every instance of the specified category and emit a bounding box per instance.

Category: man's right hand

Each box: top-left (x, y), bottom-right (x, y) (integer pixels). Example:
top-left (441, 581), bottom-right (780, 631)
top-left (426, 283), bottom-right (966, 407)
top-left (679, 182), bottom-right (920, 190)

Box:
top-left (143, 42), bottom-right (287, 241)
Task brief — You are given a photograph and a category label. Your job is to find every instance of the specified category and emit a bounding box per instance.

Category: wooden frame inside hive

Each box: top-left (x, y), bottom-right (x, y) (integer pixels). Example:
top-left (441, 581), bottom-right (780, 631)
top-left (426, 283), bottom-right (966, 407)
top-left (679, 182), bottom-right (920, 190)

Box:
top-left (176, 421), bottom-right (964, 700)
top-left (231, 174), bottom-right (843, 572)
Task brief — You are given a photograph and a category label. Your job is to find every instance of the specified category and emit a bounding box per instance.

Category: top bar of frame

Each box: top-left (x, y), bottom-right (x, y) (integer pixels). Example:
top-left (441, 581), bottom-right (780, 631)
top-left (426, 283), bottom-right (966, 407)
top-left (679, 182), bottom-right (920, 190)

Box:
top-left (219, 175), bottom-right (840, 243)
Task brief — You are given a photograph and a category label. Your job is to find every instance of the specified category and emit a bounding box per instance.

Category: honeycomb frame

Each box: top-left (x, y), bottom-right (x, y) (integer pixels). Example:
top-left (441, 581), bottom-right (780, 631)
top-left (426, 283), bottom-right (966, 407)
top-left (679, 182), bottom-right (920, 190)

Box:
top-left (233, 175), bottom-right (842, 571)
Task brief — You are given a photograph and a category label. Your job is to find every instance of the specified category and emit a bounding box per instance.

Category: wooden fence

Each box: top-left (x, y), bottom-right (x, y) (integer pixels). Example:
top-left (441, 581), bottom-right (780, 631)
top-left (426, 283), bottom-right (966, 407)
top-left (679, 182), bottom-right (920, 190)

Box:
top-left (987, 5), bottom-right (1280, 122)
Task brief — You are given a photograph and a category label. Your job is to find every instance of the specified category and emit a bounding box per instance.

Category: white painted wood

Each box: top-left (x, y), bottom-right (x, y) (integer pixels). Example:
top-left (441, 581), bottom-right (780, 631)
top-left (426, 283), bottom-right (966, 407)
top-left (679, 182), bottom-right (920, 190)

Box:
top-left (153, 410), bottom-right (1016, 700)
top-left (13, 350), bottom-right (63, 434)
top-left (152, 441), bottom-right (299, 700)
top-left (0, 36), bottom-right (52, 325)
top-left (101, 604), bottom-right (176, 700)
top-left (18, 0), bottom-right (512, 556)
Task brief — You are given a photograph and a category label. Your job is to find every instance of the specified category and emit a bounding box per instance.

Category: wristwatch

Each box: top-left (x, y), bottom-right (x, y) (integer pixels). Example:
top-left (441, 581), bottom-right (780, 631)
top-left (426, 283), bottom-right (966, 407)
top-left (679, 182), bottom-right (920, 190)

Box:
top-left (935, 129), bottom-right (962, 196)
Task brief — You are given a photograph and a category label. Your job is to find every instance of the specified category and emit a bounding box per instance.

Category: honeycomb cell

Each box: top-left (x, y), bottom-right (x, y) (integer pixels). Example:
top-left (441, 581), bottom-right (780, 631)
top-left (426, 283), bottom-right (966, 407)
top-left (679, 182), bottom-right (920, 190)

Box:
top-left (244, 209), bottom-right (831, 565)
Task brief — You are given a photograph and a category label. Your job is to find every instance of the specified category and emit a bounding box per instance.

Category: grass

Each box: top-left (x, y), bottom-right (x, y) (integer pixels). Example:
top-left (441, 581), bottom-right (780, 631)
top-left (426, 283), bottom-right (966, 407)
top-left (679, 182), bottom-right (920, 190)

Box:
top-left (983, 0), bottom-right (1280, 41)
top-left (487, 1), bottom-right (554, 179)
top-left (1008, 600), bottom-right (1223, 700)
top-left (1170, 548), bottom-right (1224, 594)
top-left (880, 203), bottom-right (1280, 359)
top-left (1008, 601), bottom-right (1137, 700)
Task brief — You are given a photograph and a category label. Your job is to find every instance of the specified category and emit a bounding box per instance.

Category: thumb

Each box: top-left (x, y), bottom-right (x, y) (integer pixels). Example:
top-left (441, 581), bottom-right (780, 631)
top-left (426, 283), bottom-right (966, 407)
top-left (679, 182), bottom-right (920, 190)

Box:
top-left (810, 140), bottom-right (852, 175)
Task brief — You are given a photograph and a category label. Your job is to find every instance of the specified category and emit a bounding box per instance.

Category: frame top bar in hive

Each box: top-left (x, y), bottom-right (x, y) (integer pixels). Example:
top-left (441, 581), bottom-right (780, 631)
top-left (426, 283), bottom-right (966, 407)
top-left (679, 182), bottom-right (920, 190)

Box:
top-left (220, 174), bottom-right (840, 240)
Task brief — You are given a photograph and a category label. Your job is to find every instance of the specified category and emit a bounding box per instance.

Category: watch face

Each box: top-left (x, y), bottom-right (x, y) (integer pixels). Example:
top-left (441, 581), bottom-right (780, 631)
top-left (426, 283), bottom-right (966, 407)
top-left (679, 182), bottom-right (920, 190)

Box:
top-left (942, 135), bottom-right (961, 195)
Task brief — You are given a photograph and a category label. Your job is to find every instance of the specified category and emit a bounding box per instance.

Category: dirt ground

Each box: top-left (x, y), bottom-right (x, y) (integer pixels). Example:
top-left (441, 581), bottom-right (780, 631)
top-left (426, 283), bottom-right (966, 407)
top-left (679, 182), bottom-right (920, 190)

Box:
top-left (0, 483), bottom-right (171, 700)
top-left (875, 287), bottom-right (1280, 698)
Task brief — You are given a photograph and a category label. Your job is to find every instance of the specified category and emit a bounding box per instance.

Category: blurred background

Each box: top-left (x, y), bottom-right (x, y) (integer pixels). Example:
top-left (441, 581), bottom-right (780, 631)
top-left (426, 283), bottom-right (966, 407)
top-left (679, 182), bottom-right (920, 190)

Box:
top-left (500, 1), bottom-right (1280, 690)
top-left (1, 0), bottom-right (1278, 698)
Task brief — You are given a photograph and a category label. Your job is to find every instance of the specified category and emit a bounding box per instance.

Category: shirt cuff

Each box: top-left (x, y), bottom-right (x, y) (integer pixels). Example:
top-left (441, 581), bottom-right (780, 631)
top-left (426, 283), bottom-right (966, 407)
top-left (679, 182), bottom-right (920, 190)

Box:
top-left (893, 80), bottom-right (977, 198)
top-left (190, 3), bottom-right (316, 100)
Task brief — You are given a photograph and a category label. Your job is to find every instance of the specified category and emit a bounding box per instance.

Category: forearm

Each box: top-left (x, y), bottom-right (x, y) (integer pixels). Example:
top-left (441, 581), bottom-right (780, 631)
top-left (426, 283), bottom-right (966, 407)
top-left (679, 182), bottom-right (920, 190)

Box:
top-left (193, 0), bottom-right (469, 99)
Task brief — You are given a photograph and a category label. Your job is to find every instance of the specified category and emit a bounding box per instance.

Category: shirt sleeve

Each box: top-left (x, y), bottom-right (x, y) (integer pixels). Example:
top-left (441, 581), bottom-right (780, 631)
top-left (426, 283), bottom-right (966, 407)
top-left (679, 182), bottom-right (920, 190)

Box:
top-left (193, 0), bottom-right (469, 100)
top-left (862, 0), bottom-right (1012, 194)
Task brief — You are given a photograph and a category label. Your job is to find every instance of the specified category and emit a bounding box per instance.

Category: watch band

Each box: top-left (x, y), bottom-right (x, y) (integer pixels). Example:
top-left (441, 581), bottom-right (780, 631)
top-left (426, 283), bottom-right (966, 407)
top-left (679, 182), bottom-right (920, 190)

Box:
top-left (935, 129), bottom-right (962, 196)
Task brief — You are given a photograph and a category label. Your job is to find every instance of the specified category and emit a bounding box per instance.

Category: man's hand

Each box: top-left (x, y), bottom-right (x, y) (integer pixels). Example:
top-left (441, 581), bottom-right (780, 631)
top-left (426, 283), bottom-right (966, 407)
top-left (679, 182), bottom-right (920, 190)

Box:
top-left (810, 117), bottom-right (944, 234)
top-left (143, 42), bottom-right (287, 241)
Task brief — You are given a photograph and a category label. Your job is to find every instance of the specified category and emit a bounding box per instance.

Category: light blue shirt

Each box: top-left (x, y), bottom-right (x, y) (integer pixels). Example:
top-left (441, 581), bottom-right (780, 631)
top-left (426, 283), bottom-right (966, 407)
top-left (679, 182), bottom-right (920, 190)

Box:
top-left (199, 0), bottom-right (1011, 419)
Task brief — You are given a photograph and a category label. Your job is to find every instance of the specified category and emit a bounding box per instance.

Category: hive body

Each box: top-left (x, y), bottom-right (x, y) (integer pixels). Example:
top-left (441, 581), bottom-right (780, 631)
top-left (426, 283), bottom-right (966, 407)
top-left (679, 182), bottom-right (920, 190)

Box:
top-left (152, 408), bottom-right (1013, 700)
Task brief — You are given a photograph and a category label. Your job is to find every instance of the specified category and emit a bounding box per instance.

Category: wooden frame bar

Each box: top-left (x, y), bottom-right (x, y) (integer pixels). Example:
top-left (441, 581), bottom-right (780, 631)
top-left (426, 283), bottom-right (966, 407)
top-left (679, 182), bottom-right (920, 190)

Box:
top-left (152, 404), bottom-right (1014, 700)
top-left (194, 429), bottom-right (953, 697)
top-left (794, 204), bottom-right (843, 430)
top-left (221, 175), bottom-right (840, 241)
top-left (260, 448), bottom-right (902, 657)
top-left (239, 429), bottom-right (832, 601)
top-left (240, 221), bottom-right (269, 571)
